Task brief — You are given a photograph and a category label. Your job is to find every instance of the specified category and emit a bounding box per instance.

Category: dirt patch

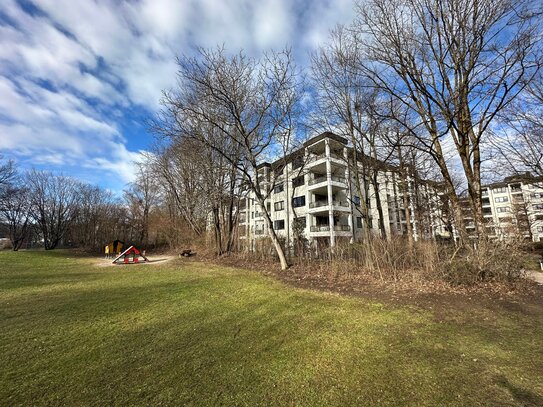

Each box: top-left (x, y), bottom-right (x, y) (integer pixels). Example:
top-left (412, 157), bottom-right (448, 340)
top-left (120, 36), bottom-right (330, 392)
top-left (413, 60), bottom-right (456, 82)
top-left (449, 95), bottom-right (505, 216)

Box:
top-left (93, 255), bottom-right (178, 268)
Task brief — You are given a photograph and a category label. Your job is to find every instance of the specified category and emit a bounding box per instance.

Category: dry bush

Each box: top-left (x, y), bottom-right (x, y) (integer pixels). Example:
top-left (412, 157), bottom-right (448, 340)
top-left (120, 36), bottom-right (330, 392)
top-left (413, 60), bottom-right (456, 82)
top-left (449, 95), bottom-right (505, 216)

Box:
top-left (442, 239), bottom-right (527, 286)
top-left (199, 231), bottom-right (531, 289)
top-left (295, 237), bottom-right (529, 287)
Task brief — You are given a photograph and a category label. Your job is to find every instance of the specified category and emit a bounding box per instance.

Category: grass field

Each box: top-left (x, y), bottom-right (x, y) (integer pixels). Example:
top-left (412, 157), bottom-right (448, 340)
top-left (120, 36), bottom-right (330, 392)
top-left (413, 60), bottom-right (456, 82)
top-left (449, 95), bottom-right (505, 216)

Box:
top-left (1, 251), bottom-right (542, 406)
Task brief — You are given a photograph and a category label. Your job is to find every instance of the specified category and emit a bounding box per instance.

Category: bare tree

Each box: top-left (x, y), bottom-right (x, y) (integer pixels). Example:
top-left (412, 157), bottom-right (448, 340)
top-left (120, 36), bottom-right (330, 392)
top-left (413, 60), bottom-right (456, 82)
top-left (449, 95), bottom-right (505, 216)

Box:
top-left (0, 156), bottom-right (16, 190)
top-left (66, 184), bottom-right (121, 250)
top-left (0, 163), bottom-right (31, 251)
top-left (354, 0), bottom-right (542, 239)
top-left (491, 70), bottom-right (543, 176)
top-left (157, 47), bottom-right (302, 270)
top-left (27, 170), bottom-right (81, 250)
top-left (124, 161), bottom-right (161, 246)
top-left (310, 26), bottom-right (385, 241)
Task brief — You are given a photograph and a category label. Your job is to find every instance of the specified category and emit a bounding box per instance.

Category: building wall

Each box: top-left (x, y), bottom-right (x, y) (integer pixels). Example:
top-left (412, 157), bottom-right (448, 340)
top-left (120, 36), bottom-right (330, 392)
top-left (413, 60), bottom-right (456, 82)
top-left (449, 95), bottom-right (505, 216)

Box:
top-left (480, 178), bottom-right (543, 242)
top-left (239, 134), bottom-right (449, 250)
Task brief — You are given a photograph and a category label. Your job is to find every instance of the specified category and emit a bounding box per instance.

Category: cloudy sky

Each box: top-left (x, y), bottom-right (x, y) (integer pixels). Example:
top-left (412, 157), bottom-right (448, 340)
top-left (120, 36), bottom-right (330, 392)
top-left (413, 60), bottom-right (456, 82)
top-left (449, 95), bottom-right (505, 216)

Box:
top-left (0, 0), bottom-right (354, 190)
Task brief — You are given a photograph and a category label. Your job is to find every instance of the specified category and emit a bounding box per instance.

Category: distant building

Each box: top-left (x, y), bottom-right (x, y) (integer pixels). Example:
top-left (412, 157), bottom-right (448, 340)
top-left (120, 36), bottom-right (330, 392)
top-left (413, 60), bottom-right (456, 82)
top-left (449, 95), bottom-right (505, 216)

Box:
top-left (238, 132), bottom-right (450, 251)
top-left (461, 173), bottom-right (543, 242)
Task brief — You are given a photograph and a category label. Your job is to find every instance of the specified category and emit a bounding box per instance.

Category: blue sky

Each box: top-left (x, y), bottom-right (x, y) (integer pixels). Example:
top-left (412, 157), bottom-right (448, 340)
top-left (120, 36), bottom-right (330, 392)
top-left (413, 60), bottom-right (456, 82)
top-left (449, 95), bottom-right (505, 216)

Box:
top-left (0, 0), bottom-right (354, 191)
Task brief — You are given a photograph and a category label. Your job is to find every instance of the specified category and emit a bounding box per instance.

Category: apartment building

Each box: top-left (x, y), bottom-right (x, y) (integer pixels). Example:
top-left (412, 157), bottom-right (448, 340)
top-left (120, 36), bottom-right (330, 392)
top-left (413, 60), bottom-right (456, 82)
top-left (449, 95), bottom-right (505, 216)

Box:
top-left (238, 132), bottom-right (449, 250)
top-left (465, 173), bottom-right (543, 242)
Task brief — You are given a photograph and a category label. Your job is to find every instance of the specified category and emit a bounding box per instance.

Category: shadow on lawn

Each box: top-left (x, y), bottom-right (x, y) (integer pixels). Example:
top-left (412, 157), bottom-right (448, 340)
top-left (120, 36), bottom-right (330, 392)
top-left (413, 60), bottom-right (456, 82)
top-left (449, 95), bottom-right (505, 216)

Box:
top-left (496, 375), bottom-right (543, 407)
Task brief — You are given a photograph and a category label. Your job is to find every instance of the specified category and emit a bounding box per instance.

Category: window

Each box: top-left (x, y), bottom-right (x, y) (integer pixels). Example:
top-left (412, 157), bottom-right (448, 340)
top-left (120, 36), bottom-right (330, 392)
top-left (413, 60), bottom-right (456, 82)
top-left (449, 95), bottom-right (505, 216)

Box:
top-left (494, 187), bottom-right (507, 193)
top-left (533, 204), bottom-right (543, 210)
top-left (274, 219), bottom-right (285, 230)
top-left (266, 202), bottom-right (271, 212)
top-left (532, 193), bottom-right (542, 199)
top-left (495, 196), bottom-right (508, 203)
top-left (292, 175), bottom-right (304, 188)
top-left (537, 226), bottom-right (543, 233)
top-left (292, 195), bottom-right (306, 208)
top-left (356, 217), bottom-right (362, 228)
top-left (274, 183), bottom-right (284, 193)
top-left (353, 196), bottom-right (361, 206)
top-left (293, 216), bottom-right (306, 229)
top-left (482, 189), bottom-right (488, 196)
top-left (274, 201), bottom-right (284, 211)
top-left (496, 207), bottom-right (509, 213)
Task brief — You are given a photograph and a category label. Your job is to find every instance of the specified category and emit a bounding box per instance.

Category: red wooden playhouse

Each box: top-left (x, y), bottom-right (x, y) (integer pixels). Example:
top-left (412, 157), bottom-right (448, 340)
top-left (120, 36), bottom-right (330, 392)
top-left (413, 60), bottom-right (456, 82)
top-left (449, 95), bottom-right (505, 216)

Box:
top-left (112, 246), bottom-right (149, 265)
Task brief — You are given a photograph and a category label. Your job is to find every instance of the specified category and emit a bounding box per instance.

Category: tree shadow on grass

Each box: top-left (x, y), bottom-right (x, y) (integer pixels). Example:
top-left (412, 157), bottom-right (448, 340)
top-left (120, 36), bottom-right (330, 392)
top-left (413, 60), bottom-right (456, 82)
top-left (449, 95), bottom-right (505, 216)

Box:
top-left (496, 375), bottom-right (543, 407)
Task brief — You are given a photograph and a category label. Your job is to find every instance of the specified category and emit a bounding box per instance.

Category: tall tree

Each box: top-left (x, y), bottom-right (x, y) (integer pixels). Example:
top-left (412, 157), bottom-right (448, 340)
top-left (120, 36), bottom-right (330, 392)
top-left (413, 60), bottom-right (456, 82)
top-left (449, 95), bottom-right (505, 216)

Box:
top-left (354, 0), bottom-right (542, 239)
top-left (157, 47), bottom-right (302, 270)
top-left (27, 170), bottom-right (80, 250)
top-left (0, 161), bottom-right (30, 251)
top-left (491, 69), bottom-right (543, 177)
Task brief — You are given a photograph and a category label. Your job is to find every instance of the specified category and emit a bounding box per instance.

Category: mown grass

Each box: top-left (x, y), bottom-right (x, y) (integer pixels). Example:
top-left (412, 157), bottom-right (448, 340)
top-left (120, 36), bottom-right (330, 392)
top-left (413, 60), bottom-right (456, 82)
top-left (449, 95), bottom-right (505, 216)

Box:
top-left (1, 250), bottom-right (542, 406)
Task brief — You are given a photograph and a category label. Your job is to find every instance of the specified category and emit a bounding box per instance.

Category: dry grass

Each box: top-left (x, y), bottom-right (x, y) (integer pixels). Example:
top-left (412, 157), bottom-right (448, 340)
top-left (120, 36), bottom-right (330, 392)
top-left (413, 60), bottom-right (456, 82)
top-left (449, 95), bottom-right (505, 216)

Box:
top-left (194, 236), bottom-right (538, 294)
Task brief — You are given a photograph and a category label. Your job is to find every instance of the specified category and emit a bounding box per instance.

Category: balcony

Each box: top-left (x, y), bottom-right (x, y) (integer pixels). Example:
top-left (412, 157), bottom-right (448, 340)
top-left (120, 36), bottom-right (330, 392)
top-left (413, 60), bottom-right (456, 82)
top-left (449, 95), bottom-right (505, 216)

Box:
top-left (307, 175), bottom-right (347, 193)
top-left (307, 152), bottom-right (346, 171)
top-left (309, 200), bottom-right (348, 208)
top-left (308, 200), bottom-right (350, 214)
top-left (310, 225), bottom-right (351, 233)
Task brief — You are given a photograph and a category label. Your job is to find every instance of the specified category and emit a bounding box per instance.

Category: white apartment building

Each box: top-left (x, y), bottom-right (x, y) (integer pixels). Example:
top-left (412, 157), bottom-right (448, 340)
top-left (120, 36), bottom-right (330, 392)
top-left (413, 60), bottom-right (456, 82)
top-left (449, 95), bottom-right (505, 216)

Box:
top-left (473, 174), bottom-right (543, 242)
top-left (239, 132), bottom-right (449, 250)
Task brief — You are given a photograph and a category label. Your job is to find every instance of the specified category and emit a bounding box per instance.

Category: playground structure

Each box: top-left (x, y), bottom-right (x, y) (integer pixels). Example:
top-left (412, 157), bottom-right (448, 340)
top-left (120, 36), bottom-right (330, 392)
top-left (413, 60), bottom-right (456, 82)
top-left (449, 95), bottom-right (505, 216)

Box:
top-left (105, 240), bottom-right (124, 258)
top-left (112, 246), bottom-right (149, 265)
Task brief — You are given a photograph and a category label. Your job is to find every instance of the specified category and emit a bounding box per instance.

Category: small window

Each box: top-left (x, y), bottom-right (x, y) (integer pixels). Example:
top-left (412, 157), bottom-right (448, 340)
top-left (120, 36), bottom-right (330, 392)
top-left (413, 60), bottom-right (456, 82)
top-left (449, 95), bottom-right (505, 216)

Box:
top-left (274, 201), bottom-right (284, 211)
top-left (494, 187), bottom-right (507, 193)
top-left (353, 196), bottom-right (361, 206)
top-left (533, 204), bottom-right (543, 210)
top-left (274, 183), bottom-right (284, 194)
top-left (356, 217), bottom-right (362, 228)
top-left (496, 207), bottom-right (509, 213)
top-left (292, 195), bottom-right (306, 208)
top-left (537, 226), bottom-right (543, 233)
top-left (495, 196), bottom-right (508, 203)
top-left (266, 202), bottom-right (271, 212)
top-left (292, 175), bottom-right (304, 188)
top-left (274, 219), bottom-right (285, 230)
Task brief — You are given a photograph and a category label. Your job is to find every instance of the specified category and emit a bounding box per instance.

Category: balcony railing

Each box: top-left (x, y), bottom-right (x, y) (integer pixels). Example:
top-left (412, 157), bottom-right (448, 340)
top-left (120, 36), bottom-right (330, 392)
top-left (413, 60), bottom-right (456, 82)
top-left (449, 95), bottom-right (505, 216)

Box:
top-left (308, 175), bottom-right (347, 186)
top-left (309, 200), bottom-right (349, 209)
top-left (310, 225), bottom-right (351, 232)
top-left (310, 152), bottom-right (344, 162)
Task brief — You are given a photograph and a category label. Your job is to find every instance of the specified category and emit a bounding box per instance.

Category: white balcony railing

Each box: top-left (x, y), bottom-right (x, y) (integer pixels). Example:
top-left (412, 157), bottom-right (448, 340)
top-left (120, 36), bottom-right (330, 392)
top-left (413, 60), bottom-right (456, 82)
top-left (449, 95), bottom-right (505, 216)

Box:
top-left (309, 200), bottom-right (349, 209)
top-left (310, 225), bottom-right (351, 232)
top-left (308, 175), bottom-right (346, 186)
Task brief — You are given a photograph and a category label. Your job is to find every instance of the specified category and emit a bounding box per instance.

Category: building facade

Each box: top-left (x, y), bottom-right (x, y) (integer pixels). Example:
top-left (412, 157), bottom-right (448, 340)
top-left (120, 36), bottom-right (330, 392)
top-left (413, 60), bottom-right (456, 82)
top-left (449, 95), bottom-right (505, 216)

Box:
top-left (466, 174), bottom-right (543, 242)
top-left (239, 132), bottom-right (450, 250)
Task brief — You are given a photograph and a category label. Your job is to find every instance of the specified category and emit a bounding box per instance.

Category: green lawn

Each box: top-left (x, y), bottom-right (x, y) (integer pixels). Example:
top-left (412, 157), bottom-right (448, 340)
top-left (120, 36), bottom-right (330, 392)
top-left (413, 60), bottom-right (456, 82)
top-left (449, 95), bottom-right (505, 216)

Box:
top-left (1, 251), bottom-right (542, 406)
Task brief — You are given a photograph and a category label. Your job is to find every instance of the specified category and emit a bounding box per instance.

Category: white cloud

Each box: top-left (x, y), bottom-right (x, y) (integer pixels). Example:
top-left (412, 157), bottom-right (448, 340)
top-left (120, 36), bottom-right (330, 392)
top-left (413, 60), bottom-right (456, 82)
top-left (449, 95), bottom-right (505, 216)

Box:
top-left (0, 0), bottom-right (354, 186)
